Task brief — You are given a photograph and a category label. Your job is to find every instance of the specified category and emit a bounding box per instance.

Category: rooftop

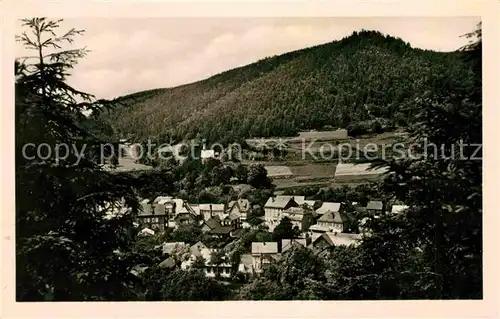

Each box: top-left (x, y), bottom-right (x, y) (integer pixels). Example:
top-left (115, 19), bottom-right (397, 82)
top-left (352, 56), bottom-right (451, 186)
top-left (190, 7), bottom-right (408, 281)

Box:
top-left (282, 239), bottom-right (307, 253)
top-left (264, 195), bottom-right (303, 209)
top-left (251, 242), bottom-right (279, 254)
top-left (317, 211), bottom-right (344, 224)
top-left (316, 202), bottom-right (342, 214)
top-left (312, 232), bottom-right (362, 247)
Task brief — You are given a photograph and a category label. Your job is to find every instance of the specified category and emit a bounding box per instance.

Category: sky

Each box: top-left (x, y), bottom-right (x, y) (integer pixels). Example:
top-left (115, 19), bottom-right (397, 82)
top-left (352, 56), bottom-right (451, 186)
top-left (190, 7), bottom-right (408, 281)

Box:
top-left (15, 17), bottom-right (480, 100)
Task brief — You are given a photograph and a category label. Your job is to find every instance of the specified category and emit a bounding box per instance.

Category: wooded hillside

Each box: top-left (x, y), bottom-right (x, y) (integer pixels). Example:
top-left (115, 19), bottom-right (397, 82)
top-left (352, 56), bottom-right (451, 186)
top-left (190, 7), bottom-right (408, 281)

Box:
top-left (97, 30), bottom-right (475, 143)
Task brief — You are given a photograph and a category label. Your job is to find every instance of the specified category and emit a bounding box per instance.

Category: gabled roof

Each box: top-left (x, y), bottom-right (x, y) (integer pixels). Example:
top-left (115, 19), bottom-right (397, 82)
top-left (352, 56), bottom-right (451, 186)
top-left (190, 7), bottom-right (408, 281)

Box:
top-left (317, 211), bottom-right (344, 224)
top-left (264, 196), bottom-right (300, 209)
top-left (316, 202), bottom-right (341, 215)
top-left (251, 242), bottom-right (278, 254)
top-left (190, 241), bottom-right (208, 256)
top-left (228, 199), bottom-right (251, 212)
top-left (281, 239), bottom-right (307, 253)
top-left (228, 211), bottom-right (241, 221)
top-left (311, 232), bottom-right (362, 248)
top-left (203, 217), bottom-right (222, 230)
top-left (366, 201), bottom-right (383, 211)
top-left (237, 199), bottom-right (251, 211)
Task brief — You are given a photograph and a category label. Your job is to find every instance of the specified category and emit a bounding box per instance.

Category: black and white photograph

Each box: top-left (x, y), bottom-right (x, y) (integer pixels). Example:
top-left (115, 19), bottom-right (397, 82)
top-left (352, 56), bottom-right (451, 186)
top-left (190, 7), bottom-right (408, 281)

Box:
top-left (2, 1), bottom-right (497, 316)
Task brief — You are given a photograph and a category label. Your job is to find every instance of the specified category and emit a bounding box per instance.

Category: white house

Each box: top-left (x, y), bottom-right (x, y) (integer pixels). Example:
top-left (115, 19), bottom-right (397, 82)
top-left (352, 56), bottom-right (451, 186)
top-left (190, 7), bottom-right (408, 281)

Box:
top-left (264, 196), bottom-right (300, 232)
top-left (181, 247), bottom-right (232, 278)
top-left (227, 199), bottom-right (251, 227)
top-left (251, 242), bottom-right (279, 273)
top-left (309, 211), bottom-right (345, 234)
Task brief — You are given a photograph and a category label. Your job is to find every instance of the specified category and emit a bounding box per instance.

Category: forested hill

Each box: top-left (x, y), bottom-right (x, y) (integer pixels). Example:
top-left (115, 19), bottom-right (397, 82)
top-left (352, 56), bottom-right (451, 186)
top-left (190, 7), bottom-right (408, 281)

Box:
top-left (96, 30), bottom-right (475, 144)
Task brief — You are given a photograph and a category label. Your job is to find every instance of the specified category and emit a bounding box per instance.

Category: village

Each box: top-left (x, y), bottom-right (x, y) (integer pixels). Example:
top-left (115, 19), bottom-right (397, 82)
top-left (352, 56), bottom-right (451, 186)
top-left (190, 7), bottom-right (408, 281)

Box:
top-left (11, 15), bottom-right (483, 304)
top-left (119, 194), bottom-right (409, 279)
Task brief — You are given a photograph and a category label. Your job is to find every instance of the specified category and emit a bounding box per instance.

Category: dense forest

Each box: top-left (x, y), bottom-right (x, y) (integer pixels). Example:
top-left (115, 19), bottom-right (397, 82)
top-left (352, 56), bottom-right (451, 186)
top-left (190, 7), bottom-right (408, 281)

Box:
top-left (96, 30), bottom-right (475, 144)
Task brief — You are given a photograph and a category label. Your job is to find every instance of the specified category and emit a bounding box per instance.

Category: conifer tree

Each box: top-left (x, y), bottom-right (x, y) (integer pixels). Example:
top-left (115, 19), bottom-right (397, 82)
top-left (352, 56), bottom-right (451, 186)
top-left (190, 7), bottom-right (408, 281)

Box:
top-left (16, 18), bottom-right (141, 301)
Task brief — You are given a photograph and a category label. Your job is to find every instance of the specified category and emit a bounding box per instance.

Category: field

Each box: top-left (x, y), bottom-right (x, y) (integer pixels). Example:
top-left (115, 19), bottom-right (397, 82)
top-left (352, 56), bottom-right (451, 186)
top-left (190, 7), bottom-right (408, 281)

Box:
top-left (243, 131), bottom-right (407, 191)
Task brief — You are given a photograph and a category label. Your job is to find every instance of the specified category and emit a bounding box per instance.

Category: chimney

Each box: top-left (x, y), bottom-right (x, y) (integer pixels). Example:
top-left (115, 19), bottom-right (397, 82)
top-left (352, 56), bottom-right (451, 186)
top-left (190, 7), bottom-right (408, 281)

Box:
top-left (209, 204), bottom-right (213, 218)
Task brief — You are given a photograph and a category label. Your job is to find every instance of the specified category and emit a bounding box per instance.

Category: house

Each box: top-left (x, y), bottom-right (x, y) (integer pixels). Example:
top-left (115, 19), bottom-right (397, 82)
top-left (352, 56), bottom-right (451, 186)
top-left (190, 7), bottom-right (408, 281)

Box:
top-left (264, 196), bottom-right (300, 232)
top-left (181, 247), bottom-right (232, 278)
top-left (200, 216), bottom-right (233, 238)
top-left (308, 232), bottom-right (362, 257)
top-left (238, 254), bottom-right (255, 274)
top-left (281, 238), bottom-right (307, 253)
top-left (391, 204), bottom-right (409, 215)
top-left (366, 200), bottom-right (384, 215)
top-left (309, 211), bottom-right (345, 234)
top-left (227, 199), bottom-right (251, 227)
top-left (137, 199), bottom-right (167, 230)
top-left (145, 196), bottom-right (190, 228)
top-left (173, 210), bottom-right (198, 227)
top-left (315, 202), bottom-right (342, 215)
top-left (281, 207), bottom-right (315, 232)
top-left (220, 212), bottom-right (242, 229)
top-left (190, 241), bottom-right (208, 257)
top-left (199, 204), bottom-right (225, 221)
top-left (201, 216), bottom-right (223, 233)
top-left (251, 242), bottom-right (279, 273)
top-left (284, 196), bottom-right (306, 206)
